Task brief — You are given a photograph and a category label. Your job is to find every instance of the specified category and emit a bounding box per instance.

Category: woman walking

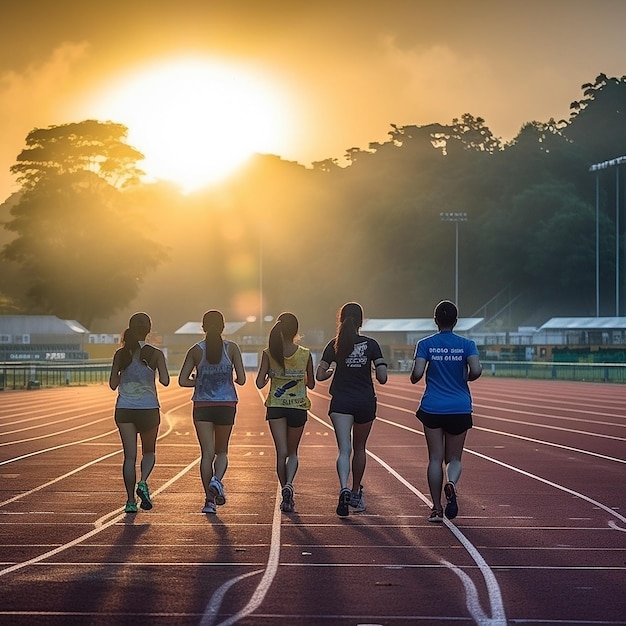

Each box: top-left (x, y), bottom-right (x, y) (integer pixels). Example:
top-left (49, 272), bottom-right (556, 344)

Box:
top-left (109, 312), bottom-right (170, 513)
top-left (256, 312), bottom-right (315, 513)
top-left (316, 302), bottom-right (388, 516)
top-left (410, 300), bottom-right (482, 522)
top-left (178, 310), bottom-right (246, 514)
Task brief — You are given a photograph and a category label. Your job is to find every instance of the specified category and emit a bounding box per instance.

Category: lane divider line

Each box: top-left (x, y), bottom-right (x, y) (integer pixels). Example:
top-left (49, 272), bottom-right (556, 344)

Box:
top-left (307, 408), bottom-right (507, 626)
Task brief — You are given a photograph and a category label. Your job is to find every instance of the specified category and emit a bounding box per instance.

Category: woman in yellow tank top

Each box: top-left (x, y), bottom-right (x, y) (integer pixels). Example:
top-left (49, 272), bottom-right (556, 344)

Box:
top-left (256, 312), bottom-right (315, 512)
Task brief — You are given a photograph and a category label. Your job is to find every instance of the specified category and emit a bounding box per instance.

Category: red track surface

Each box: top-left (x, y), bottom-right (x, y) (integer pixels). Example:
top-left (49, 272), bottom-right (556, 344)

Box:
top-left (0, 374), bottom-right (625, 625)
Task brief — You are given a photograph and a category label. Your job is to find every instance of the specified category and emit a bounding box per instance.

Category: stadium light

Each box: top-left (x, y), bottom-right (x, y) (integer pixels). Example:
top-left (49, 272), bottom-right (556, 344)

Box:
top-left (439, 211), bottom-right (468, 306)
top-left (589, 156), bottom-right (626, 316)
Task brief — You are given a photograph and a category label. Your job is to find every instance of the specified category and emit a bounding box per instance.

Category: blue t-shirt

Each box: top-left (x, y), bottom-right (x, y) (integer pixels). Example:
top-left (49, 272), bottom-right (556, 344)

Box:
top-left (415, 330), bottom-right (478, 414)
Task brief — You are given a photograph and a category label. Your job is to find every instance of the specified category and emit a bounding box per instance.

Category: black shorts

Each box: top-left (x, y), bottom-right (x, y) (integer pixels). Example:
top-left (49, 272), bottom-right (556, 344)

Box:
top-left (115, 408), bottom-right (160, 432)
top-left (266, 407), bottom-right (308, 428)
top-left (416, 409), bottom-right (472, 435)
top-left (193, 405), bottom-right (236, 426)
top-left (329, 396), bottom-right (377, 425)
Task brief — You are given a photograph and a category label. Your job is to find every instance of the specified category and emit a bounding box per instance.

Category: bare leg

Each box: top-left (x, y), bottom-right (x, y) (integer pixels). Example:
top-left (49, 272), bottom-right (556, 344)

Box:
top-left (213, 424), bottom-right (234, 481)
top-left (138, 425), bottom-right (159, 483)
top-left (351, 420), bottom-right (373, 492)
top-left (285, 424), bottom-right (305, 486)
top-left (444, 430), bottom-right (468, 486)
top-left (269, 418), bottom-right (289, 486)
top-left (423, 426), bottom-right (445, 511)
top-left (117, 423), bottom-right (138, 502)
top-left (194, 421), bottom-right (216, 498)
top-left (330, 412), bottom-right (354, 489)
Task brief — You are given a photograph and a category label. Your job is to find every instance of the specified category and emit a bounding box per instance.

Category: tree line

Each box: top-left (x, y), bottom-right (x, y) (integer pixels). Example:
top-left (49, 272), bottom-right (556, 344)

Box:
top-left (1, 74), bottom-right (625, 336)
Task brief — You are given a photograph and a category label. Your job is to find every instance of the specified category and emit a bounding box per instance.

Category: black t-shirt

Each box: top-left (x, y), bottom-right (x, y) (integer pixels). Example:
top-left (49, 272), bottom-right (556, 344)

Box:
top-left (321, 335), bottom-right (384, 402)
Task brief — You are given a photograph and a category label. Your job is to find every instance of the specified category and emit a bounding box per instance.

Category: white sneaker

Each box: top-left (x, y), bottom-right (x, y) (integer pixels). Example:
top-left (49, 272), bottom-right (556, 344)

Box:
top-left (202, 499), bottom-right (217, 514)
top-left (349, 486), bottom-right (366, 512)
top-left (209, 476), bottom-right (226, 505)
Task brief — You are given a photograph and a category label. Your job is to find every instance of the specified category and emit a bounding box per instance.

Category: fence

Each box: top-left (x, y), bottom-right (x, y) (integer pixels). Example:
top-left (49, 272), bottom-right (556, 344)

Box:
top-left (0, 361), bottom-right (111, 390)
top-left (2, 359), bottom-right (626, 390)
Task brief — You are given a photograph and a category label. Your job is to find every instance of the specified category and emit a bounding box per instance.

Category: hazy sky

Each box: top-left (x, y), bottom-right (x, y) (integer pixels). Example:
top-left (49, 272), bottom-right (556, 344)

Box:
top-left (2, 0), bottom-right (625, 198)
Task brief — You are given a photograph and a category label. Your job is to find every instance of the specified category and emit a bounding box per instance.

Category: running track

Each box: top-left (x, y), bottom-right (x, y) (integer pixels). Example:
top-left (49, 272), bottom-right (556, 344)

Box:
top-left (0, 375), bottom-right (625, 625)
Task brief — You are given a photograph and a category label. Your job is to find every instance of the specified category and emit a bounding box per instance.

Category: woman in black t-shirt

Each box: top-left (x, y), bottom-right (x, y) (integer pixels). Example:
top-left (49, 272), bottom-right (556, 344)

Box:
top-left (316, 302), bottom-right (387, 516)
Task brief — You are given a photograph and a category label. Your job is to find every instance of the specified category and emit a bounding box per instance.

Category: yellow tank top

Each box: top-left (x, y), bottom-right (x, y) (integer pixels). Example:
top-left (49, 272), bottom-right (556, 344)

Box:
top-left (265, 345), bottom-right (311, 409)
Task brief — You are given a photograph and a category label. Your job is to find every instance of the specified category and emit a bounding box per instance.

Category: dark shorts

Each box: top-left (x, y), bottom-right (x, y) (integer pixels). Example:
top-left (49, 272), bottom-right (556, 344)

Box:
top-left (329, 396), bottom-right (377, 425)
top-left (266, 407), bottom-right (308, 428)
top-left (417, 409), bottom-right (472, 435)
top-left (115, 408), bottom-right (160, 433)
top-left (193, 405), bottom-right (236, 426)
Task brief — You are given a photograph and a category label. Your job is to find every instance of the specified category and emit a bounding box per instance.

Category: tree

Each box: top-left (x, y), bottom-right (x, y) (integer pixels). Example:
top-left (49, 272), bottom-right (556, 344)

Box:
top-left (1, 121), bottom-right (165, 327)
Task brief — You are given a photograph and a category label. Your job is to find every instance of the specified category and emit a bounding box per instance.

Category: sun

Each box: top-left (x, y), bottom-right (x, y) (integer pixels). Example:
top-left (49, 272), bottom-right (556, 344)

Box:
top-left (83, 58), bottom-right (292, 192)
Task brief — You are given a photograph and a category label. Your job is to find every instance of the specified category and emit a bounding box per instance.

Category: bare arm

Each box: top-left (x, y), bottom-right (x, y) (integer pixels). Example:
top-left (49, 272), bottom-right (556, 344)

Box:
top-left (155, 350), bottom-right (170, 387)
top-left (467, 354), bottom-right (483, 381)
top-left (410, 357), bottom-right (427, 384)
top-left (315, 359), bottom-right (334, 382)
top-left (256, 350), bottom-right (270, 389)
top-left (373, 357), bottom-right (388, 384)
top-left (229, 342), bottom-right (246, 385)
top-left (305, 353), bottom-right (316, 389)
top-left (109, 350), bottom-right (122, 390)
top-left (178, 346), bottom-right (200, 387)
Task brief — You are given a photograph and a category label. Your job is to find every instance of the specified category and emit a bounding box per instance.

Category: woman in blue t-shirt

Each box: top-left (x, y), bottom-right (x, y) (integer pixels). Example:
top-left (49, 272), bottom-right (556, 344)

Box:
top-left (410, 300), bottom-right (482, 523)
top-left (316, 302), bottom-right (388, 517)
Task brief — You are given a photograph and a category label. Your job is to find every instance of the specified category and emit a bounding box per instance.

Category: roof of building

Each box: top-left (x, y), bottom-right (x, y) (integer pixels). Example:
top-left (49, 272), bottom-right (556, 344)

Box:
top-left (174, 321), bottom-right (248, 335)
top-left (538, 317), bottom-right (626, 330)
top-left (0, 315), bottom-right (89, 335)
top-left (361, 318), bottom-right (484, 333)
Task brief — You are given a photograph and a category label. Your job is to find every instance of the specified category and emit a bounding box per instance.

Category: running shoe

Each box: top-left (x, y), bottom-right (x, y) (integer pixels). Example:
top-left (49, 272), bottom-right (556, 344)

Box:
top-left (125, 500), bottom-right (138, 513)
top-left (349, 486), bottom-right (366, 512)
top-left (336, 488), bottom-right (352, 517)
top-left (428, 507), bottom-right (443, 523)
top-left (202, 500), bottom-right (217, 514)
top-left (136, 480), bottom-right (153, 510)
top-left (444, 482), bottom-right (458, 519)
top-left (281, 484), bottom-right (295, 513)
top-left (209, 476), bottom-right (226, 506)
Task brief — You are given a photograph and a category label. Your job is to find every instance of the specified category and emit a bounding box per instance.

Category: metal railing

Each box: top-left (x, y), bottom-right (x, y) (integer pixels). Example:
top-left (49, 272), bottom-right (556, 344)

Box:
top-left (0, 361), bottom-right (111, 390)
top-left (485, 360), bottom-right (626, 383)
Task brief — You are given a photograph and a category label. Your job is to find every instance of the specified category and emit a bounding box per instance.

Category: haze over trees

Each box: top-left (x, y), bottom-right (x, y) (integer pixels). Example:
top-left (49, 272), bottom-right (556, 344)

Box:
top-left (0, 74), bottom-right (624, 335)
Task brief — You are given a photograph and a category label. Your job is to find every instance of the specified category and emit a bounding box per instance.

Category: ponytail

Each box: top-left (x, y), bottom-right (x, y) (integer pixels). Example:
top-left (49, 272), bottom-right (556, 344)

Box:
top-left (202, 310), bottom-right (225, 364)
top-left (118, 312), bottom-right (152, 371)
top-left (334, 302), bottom-right (363, 361)
top-left (268, 312), bottom-right (299, 372)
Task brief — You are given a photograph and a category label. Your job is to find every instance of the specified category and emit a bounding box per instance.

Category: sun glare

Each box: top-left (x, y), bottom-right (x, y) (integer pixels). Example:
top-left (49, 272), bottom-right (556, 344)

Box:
top-left (83, 58), bottom-right (292, 192)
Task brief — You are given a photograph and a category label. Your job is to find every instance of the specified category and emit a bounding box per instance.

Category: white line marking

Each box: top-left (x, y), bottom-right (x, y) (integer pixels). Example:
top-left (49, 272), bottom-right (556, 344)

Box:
top-left (308, 409), bottom-right (507, 626)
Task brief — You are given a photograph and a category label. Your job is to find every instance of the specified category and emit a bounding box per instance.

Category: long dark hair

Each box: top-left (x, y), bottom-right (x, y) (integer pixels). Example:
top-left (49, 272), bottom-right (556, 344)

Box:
top-left (202, 310), bottom-right (225, 364)
top-left (268, 312), bottom-right (299, 371)
top-left (119, 312), bottom-right (153, 371)
top-left (334, 302), bottom-right (363, 361)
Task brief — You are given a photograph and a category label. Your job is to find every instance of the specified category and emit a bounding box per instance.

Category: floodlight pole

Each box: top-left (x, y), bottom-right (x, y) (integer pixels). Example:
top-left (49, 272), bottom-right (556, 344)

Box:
top-left (440, 211), bottom-right (468, 306)
top-left (589, 156), bottom-right (626, 317)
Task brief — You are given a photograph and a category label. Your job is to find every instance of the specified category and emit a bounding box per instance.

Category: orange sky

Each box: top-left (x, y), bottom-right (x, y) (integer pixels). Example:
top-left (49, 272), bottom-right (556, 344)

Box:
top-left (2, 0), bottom-right (626, 199)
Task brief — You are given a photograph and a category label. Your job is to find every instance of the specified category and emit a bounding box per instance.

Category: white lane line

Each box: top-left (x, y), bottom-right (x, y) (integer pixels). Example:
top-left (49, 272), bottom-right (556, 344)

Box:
top-left (375, 402), bottom-right (626, 466)
top-left (213, 484), bottom-right (282, 626)
top-left (0, 405), bottom-right (198, 576)
top-left (307, 408), bottom-right (506, 626)
top-left (0, 455), bottom-right (201, 578)
top-left (375, 414), bottom-right (626, 528)
top-left (199, 570), bottom-right (265, 626)
top-left (366, 447), bottom-right (506, 626)
top-left (196, 387), bottom-right (285, 626)
top-left (0, 402), bottom-right (187, 507)
top-left (0, 429), bottom-right (119, 466)
top-left (0, 416), bottom-right (115, 446)
top-left (466, 448), bottom-right (626, 527)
